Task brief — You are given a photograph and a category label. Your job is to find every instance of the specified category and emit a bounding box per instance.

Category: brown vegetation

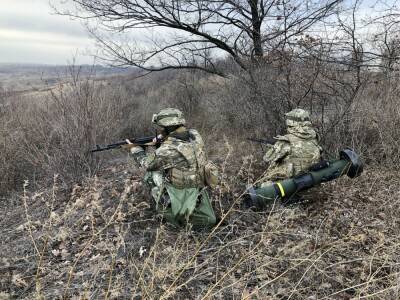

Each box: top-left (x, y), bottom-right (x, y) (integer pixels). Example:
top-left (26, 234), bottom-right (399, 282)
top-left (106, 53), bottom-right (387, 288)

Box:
top-left (1, 5), bottom-right (400, 293)
top-left (1, 150), bottom-right (400, 298)
top-left (1, 60), bottom-right (400, 298)
top-left (1, 62), bottom-right (399, 195)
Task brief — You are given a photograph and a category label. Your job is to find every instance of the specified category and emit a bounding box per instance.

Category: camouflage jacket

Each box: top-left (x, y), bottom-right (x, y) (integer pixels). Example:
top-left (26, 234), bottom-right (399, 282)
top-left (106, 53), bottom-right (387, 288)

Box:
top-left (132, 127), bottom-right (207, 188)
top-left (263, 125), bottom-right (321, 180)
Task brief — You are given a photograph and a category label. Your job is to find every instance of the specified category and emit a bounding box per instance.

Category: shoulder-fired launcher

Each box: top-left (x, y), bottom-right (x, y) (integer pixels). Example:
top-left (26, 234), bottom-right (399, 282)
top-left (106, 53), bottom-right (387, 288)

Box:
top-left (244, 148), bottom-right (363, 209)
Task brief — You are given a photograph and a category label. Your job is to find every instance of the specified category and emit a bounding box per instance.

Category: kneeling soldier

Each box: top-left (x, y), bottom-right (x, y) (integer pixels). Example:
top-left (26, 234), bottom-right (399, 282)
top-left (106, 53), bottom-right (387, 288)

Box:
top-left (260, 108), bottom-right (322, 187)
top-left (126, 108), bottom-right (216, 228)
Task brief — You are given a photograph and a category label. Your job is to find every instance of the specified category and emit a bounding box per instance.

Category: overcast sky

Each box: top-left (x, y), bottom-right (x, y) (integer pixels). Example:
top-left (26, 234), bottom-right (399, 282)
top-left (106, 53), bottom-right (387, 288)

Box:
top-left (0, 0), bottom-right (390, 65)
top-left (0, 0), bottom-right (94, 65)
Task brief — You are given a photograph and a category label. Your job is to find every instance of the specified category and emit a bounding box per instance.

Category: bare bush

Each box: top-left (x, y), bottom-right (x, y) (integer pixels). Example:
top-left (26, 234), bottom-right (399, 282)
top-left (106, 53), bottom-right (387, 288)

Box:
top-left (1, 57), bottom-right (399, 196)
top-left (344, 76), bottom-right (400, 166)
top-left (0, 88), bottom-right (30, 195)
top-left (3, 66), bottom-right (144, 191)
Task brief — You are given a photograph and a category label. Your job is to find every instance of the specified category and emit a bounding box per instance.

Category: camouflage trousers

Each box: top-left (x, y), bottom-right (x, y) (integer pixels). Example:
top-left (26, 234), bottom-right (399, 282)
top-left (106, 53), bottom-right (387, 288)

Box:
top-left (144, 171), bottom-right (216, 228)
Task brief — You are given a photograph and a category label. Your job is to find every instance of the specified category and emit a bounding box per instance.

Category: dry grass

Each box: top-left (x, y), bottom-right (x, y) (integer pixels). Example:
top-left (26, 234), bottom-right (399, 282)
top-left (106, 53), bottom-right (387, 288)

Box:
top-left (1, 65), bottom-right (400, 299)
top-left (1, 144), bottom-right (400, 299)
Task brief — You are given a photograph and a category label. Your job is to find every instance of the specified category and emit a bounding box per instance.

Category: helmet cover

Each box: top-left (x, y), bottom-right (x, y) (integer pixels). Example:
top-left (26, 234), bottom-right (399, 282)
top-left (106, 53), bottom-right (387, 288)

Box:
top-left (152, 108), bottom-right (186, 127)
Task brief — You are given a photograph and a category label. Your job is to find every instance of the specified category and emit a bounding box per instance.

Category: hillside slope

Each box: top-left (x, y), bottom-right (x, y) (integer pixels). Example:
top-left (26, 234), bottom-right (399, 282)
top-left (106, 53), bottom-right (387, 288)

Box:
top-left (1, 155), bottom-right (400, 299)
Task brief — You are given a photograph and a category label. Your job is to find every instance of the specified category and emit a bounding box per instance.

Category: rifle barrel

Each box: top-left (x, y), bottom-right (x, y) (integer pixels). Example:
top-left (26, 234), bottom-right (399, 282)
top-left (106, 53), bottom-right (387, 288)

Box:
top-left (90, 135), bottom-right (157, 153)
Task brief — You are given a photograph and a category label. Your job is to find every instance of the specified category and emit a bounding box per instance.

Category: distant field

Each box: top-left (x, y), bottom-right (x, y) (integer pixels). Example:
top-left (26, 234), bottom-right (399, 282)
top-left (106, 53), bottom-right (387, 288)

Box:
top-left (0, 63), bottom-right (136, 92)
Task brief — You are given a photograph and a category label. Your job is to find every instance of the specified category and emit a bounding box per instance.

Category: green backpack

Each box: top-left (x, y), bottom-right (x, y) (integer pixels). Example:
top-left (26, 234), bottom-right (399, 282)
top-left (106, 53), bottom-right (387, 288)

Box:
top-left (160, 184), bottom-right (216, 228)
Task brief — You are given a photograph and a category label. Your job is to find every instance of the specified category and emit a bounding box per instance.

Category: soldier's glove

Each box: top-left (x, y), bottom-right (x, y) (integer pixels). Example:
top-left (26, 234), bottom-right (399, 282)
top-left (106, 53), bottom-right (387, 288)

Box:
top-left (130, 146), bottom-right (145, 155)
top-left (153, 134), bottom-right (164, 143)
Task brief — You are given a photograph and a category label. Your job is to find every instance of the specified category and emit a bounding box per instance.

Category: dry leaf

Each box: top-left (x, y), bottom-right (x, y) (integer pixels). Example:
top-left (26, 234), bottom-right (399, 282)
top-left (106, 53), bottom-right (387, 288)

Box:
top-left (61, 249), bottom-right (69, 260)
top-left (0, 292), bottom-right (11, 300)
top-left (139, 246), bottom-right (147, 258)
top-left (12, 274), bottom-right (28, 287)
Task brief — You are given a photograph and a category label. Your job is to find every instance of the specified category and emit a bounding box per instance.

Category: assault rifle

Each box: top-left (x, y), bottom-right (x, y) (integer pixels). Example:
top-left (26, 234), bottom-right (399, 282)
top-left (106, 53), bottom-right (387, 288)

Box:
top-left (90, 136), bottom-right (161, 153)
top-left (247, 137), bottom-right (277, 145)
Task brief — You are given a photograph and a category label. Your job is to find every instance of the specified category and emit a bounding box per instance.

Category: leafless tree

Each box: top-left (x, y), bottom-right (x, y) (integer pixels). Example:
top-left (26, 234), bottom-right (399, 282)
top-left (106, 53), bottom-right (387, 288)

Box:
top-left (380, 37), bottom-right (400, 73)
top-left (54, 0), bottom-right (342, 77)
top-left (372, 3), bottom-right (400, 74)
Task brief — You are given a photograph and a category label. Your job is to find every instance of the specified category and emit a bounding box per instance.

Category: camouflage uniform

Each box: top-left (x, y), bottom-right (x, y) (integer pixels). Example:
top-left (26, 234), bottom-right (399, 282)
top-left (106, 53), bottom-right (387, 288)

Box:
top-left (260, 109), bottom-right (321, 187)
top-left (129, 108), bottom-right (216, 228)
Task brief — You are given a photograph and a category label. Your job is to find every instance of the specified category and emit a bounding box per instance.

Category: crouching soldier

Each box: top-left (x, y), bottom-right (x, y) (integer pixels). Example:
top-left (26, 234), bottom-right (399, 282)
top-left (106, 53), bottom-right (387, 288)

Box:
top-left (260, 108), bottom-right (322, 187)
top-left (244, 108), bottom-right (363, 209)
top-left (124, 108), bottom-right (217, 229)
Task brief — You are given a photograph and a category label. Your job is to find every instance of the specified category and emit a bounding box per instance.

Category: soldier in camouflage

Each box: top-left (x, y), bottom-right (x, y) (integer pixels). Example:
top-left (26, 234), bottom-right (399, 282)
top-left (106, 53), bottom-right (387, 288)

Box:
top-left (126, 108), bottom-right (216, 228)
top-left (260, 108), bottom-right (321, 187)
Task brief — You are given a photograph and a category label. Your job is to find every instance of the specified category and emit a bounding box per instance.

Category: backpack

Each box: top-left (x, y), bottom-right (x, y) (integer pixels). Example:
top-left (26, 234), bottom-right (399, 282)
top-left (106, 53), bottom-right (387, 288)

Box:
top-left (203, 161), bottom-right (219, 188)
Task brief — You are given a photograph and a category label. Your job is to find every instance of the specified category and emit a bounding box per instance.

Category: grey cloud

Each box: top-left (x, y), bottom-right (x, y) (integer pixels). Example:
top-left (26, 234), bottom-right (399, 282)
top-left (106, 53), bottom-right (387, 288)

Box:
top-left (0, 0), bottom-right (94, 65)
top-left (0, 13), bottom-right (88, 38)
top-left (0, 40), bottom-right (94, 65)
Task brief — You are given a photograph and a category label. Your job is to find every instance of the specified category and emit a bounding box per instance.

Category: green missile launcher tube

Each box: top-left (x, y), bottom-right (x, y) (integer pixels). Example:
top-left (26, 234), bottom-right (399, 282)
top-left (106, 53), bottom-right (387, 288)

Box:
top-left (246, 149), bottom-right (363, 208)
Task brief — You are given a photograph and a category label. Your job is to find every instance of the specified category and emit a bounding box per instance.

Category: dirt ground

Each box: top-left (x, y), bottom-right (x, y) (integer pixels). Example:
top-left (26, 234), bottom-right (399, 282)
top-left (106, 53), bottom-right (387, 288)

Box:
top-left (1, 158), bottom-right (400, 299)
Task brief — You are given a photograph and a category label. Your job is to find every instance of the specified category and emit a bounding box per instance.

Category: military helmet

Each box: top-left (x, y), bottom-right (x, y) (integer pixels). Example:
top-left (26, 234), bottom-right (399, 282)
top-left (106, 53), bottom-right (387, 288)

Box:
top-left (285, 108), bottom-right (310, 122)
top-left (152, 108), bottom-right (186, 127)
top-left (285, 108), bottom-right (312, 127)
